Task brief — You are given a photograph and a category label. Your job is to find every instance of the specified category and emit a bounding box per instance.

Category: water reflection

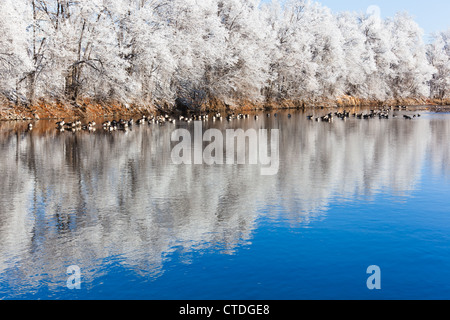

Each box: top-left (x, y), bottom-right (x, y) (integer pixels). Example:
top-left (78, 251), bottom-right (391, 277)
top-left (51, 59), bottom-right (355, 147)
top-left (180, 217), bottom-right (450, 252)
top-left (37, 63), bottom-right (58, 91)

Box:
top-left (0, 109), bottom-right (449, 296)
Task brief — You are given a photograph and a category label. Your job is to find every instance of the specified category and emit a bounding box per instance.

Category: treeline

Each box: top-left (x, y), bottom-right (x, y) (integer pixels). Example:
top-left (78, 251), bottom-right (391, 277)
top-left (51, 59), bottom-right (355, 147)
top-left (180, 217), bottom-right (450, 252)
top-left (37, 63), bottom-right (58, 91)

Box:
top-left (0, 0), bottom-right (449, 111)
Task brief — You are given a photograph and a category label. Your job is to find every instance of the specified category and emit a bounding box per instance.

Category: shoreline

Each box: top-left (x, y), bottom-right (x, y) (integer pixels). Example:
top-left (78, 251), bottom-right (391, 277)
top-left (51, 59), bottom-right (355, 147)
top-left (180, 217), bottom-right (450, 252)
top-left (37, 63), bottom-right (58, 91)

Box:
top-left (1, 97), bottom-right (450, 121)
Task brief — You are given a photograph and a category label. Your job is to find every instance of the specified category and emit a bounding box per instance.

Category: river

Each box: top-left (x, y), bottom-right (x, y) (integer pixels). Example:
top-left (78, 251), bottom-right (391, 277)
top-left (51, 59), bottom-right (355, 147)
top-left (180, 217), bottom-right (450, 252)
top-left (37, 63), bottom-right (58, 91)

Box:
top-left (0, 108), bottom-right (449, 299)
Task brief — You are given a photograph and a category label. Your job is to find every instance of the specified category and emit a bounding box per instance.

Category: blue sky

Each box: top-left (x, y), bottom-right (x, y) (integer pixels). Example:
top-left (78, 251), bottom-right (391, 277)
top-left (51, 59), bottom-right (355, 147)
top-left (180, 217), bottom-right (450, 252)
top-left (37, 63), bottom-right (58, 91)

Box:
top-left (320, 0), bottom-right (449, 37)
top-left (267, 0), bottom-right (450, 41)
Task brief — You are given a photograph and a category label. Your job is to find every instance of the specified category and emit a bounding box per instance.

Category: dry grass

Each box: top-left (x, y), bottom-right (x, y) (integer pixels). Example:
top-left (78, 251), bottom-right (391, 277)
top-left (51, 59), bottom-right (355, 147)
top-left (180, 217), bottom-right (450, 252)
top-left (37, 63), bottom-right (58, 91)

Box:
top-left (1, 95), bottom-right (449, 121)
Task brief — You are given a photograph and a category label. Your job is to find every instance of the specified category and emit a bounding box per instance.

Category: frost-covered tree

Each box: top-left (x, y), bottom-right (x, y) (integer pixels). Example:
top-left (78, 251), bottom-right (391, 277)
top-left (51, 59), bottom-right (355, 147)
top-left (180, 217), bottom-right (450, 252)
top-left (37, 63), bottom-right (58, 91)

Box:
top-left (214, 0), bottom-right (274, 103)
top-left (358, 10), bottom-right (398, 100)
top-left (305, 3), bottom-right (346, 99)
top-left (270, 0), bottom-right (319, 101)
top-left (268, 0), bottom-right (346, 102)
top-left (428, 29), bottom-right (450, 100)
top-left (386, 12), bottom-right (435, 99)
top-left (0, 0), bottom-right (445, 109)
top-left (336, 12), bottom-right (375, 98)
top-left (40, 0), bottom-right (132, 102)
top-left (0, 0), bottom-right (33, 103)
top-left (124, 0), bottom-right (177, 105)
top-left (162, 0), bottom-right (227, 107)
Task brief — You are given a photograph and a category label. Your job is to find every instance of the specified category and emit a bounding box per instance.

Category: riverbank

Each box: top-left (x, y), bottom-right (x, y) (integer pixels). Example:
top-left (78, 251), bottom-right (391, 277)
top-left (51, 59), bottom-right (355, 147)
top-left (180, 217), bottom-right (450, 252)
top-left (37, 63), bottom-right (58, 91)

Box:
top-left (1, 95), bottom-right (450, 121)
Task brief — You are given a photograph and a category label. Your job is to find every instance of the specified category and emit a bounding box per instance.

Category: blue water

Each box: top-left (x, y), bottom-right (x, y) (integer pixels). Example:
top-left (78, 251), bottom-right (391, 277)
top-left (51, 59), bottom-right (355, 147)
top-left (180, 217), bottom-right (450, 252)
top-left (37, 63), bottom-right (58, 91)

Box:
top-left (0, 109), bottom-right (449, 300)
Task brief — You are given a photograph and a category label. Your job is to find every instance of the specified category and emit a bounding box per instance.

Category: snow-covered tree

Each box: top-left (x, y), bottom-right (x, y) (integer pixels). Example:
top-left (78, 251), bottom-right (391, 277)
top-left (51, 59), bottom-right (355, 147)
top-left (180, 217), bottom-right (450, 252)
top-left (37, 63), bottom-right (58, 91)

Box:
top-left (386, 12), bottom-right (435, 99)
top-left (428, 29), bottom-right (450, 100)
top-left (214, 0), bottom-right (274, 103)
top-left (270, 0), bottom-right (319, 101)
top-left (268, 0), bottom-right (346, 102)
top-left (0, 0), bottom-right (445, 108)
top-left (124, 0), bottom-right (178, 105)
top-left (0, 0), bottom-right (33, 103)
top-left (336, 11), bottom-right (375, 98)
top-left (358, 10), bottom-right (398, 100)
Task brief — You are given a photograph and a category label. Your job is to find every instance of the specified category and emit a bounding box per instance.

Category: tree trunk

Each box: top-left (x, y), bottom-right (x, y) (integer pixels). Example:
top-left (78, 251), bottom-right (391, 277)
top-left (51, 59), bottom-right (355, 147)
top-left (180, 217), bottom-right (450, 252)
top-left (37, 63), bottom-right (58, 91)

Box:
top-left (27, 72), bottom-right (36, 106)
top-left (65, 65), bottom-right (81, 101)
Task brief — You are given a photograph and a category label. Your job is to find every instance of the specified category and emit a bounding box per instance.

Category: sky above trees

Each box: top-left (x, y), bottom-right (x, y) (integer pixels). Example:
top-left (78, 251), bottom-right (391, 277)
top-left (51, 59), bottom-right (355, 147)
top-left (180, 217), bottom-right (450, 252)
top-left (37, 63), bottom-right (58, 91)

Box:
top-left (271, 0), bottom-right (450, 39)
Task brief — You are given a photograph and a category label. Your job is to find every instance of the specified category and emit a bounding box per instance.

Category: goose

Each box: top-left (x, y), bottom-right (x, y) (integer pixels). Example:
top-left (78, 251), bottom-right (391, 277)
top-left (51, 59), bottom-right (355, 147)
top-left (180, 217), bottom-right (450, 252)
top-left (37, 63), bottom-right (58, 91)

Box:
top-left (118, 119), bottom-right (128, 128)
top-left (117, 121), bottom-right (128, 130)
top-left (306, 115), bottom-right (314, 120)
top-left (65, 122), bottom-right (76, 128)
top-left (82, 123), bottom-right (95, 131)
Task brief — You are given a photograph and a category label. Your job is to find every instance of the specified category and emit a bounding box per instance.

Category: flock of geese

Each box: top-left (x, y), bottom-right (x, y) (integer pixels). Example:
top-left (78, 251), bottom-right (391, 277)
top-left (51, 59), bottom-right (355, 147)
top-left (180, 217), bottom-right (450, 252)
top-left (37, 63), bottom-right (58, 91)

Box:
top-left (50, 112), bottom-right (255, 132)
top-left (306, 106), bottom-right (421, 122)
top-left (50, 111), bottom-right (292, 133)
top-left (22, 106), bottom-right (422, 133)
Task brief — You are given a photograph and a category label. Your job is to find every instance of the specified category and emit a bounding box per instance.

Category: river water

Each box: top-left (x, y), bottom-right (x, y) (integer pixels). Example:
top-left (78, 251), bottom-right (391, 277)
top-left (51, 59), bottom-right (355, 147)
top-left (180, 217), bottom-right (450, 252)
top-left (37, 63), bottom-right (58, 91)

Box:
top-left (0, 108), bottom-right (449, 300)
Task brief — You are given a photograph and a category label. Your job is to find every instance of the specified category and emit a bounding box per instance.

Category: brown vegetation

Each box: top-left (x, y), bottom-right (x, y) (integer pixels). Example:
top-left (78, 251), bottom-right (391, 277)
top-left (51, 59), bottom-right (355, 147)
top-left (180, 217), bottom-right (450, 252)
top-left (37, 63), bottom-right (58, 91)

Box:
top-left (1, 95), bottom-right (449, 121)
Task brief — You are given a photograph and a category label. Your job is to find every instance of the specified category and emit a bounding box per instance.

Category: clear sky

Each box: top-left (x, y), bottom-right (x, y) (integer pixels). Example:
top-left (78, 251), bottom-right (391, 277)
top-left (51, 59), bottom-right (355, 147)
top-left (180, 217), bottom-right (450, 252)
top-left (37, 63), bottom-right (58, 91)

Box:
top-left (321, 0), bottom-right (448, 36)
top-left (268, 0), bottom-right (450, 41)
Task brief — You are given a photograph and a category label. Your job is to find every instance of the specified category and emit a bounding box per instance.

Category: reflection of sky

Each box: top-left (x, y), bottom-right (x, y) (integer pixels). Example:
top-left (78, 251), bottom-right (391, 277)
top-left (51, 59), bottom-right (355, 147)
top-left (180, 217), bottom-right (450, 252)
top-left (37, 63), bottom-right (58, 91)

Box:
top-left (0, 111), bottom-right (449, 299)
